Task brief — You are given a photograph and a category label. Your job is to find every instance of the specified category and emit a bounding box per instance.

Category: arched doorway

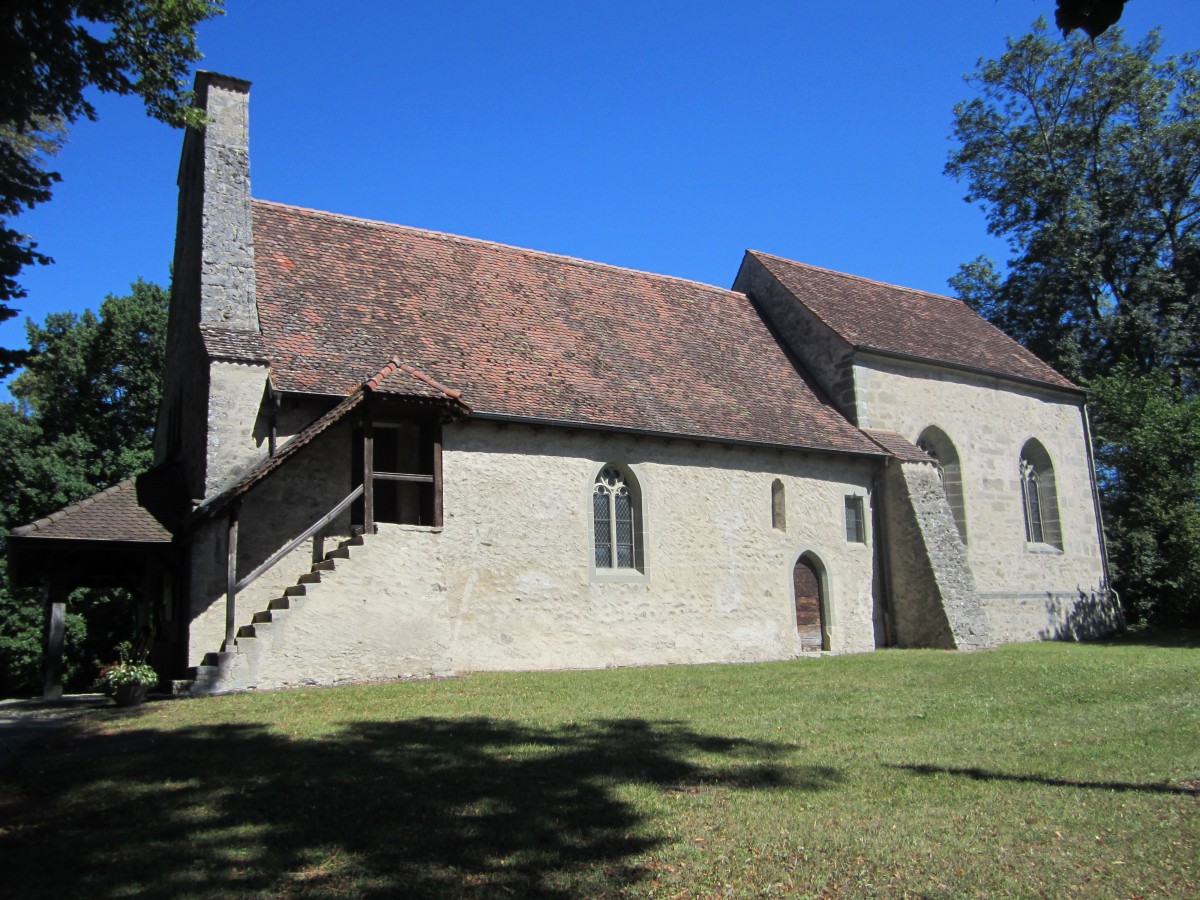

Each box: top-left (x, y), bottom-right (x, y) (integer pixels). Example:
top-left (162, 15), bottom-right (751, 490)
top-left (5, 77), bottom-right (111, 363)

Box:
top-left (793, 554), bottom-right (828, 651)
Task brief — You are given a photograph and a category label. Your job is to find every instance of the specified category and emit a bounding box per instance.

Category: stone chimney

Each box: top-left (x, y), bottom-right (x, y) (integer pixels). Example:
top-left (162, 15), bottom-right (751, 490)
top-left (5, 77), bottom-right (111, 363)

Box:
top-left (156, 72), bottom-right (270, 499)
top-left (191, 72), bottom-right (259, 330)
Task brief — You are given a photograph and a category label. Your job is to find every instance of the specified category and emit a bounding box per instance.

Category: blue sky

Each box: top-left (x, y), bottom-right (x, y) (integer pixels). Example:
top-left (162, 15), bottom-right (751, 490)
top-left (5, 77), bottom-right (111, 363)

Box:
top-left (4, 1), bottom-right (1199, 388)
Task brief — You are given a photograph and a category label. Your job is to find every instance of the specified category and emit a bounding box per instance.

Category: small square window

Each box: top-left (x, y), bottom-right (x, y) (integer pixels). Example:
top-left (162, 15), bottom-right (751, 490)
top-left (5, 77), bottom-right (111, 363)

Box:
top-left (845, 496), bottom-right (866, 543)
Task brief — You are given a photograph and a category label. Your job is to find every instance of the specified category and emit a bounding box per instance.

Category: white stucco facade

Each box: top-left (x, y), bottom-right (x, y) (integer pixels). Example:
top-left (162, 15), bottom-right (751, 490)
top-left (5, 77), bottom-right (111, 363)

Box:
top-left (186, 420), bottom-right (882, 687)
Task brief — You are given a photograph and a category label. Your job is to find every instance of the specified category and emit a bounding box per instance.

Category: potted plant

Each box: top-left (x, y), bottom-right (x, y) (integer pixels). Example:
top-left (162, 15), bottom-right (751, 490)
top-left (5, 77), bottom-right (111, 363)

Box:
top-left (94, 641), bottom-right (158, 706)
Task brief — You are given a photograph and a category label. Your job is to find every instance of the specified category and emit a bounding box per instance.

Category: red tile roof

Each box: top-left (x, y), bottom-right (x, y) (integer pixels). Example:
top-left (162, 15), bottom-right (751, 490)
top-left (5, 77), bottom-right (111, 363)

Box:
top-left (201, 325), bottom-right (269, 363)
top-left (366, 357), bottom-right (468, 405)
top-left (863, 429), bottom-right (935, 464)
top-left (251, 200), bottom-right (882, 456)
top-left (746, 252), bottom-right (1078, 391)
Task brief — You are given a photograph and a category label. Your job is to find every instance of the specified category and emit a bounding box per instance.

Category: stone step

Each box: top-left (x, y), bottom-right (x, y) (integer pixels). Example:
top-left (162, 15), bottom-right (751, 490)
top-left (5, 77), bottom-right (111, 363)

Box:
top-left (196, 528), bottom-right (372, 694)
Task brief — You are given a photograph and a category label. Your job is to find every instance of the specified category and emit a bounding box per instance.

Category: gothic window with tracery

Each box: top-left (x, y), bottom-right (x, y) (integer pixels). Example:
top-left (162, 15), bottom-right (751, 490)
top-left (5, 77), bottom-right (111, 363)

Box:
top-left (593, 466), bottom-right (640, 569)
top-left (1019, 440), bottom-right (1062, 548)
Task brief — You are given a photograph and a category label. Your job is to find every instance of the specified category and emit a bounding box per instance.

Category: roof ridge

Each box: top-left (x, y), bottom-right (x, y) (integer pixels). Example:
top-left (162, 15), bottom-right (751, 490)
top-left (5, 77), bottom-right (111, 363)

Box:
top-left (366, 356), bottom-right (469, 405)
top-left (11, 478), bottom-right (136, 535)
top-left (749, 250), bottom-right (963, 305)
top-left (253, 198), bottom-right (743, 297)
top-left (396, 361), bottom-right (466, 402)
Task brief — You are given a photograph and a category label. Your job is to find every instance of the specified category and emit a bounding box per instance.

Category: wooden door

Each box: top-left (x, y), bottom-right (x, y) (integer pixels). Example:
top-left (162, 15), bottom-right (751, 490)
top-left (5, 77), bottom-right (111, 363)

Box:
top-left (793, 556), bottom-right (826, 651)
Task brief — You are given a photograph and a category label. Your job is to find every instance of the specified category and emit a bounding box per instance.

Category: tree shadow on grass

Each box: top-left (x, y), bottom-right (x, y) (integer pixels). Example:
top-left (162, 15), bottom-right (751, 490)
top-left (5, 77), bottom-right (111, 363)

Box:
top-left (1, 714), bottom-right (840, 898)
top-left (887, 762), bottom-right (1199, 796)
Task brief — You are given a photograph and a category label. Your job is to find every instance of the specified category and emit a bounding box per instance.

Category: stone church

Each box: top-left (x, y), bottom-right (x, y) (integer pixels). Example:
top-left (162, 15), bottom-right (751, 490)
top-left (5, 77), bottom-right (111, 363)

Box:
top-left (10, 73), bottom-right (1121, 696)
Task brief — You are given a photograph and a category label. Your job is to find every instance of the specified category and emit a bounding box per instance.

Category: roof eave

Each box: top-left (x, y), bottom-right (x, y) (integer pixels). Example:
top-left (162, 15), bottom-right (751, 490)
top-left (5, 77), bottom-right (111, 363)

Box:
top-left (471, 411), bottom-right (888, 460)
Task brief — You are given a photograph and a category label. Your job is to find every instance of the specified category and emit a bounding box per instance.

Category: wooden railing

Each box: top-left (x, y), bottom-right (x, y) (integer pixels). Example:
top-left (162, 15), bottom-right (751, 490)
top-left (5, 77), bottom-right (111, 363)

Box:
top-left (223, 483), bottom-right (364, 650)
top-left (220, 410), bottom-right (443, 653)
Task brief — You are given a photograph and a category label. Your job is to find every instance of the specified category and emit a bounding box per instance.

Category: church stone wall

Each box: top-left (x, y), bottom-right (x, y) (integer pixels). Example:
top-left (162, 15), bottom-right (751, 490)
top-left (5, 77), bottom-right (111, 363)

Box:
top-left (440, 423), bottom-right (879, 672)
top-left (853, 355), bottom-right (1111, 643)
top-left (188, 420), bottom-right (882, 685)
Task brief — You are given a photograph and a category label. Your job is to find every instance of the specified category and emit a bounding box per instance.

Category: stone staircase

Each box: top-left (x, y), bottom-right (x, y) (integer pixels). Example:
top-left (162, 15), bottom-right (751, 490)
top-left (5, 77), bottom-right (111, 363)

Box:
top-left (182, 533), bottom-right (368, 695)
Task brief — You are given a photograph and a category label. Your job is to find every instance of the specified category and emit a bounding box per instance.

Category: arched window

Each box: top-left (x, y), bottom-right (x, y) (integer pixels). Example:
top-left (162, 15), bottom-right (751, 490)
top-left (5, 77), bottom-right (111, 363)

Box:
top-left (771, 479), bottom-right (786, 531)
top-left (1019, 440), bottom-right (1062, 549)
top-left (593, 465), bottom-right (643, 570)
top-left (917, 426), bottom-right (968, 544)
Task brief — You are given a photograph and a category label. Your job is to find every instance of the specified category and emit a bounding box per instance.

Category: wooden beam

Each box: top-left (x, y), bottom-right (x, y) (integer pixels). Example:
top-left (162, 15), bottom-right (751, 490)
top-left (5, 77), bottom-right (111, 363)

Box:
top-left (42, 575), bottom-right (66, 701)
top-left (372, 472), bottom-right (434, 483)
top-left (363, 408), bottom-right (375, 534)
top-left (224, 505), bottom-right (239, 651)
top-left (432, 422), bottom-right (444, 528)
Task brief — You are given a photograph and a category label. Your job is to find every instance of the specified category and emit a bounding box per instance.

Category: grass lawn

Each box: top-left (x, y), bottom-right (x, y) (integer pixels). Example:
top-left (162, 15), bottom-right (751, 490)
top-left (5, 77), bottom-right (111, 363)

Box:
top-left (1, 634), bottom-right (1197, 898)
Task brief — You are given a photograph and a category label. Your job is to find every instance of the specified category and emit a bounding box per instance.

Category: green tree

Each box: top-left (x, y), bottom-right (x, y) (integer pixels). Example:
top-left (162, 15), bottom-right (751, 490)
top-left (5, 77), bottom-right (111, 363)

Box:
top-left (0, 0), bottom-right (222, 375)
top-left (946, 20), bottom-right (1200, 625)
top-left (0, 279), bottom-right (168, 694)
top-left (1089, 367), bottom-right (1200, 626)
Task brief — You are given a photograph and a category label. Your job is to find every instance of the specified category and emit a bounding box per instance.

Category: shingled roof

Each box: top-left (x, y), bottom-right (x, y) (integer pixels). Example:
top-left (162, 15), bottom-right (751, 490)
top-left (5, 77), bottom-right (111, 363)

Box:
top-left (251, 200), bottom-right (882, 457)
top-left (9, 464), bottom-right (187, 543)
top-left (863, 429), bottom-right (936, 464)
top-left (746, 252), bottom-right (1078, 392)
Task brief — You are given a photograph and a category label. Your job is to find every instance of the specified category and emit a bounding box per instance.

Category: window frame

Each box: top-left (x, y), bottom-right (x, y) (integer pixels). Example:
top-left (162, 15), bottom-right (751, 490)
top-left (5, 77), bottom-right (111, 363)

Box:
top-left (1019, 439), bottom-right (1063, 551)
top-left (771, 478), bottom-right (786, 531)
top-left (590, 463), bottom-right (649, 583)
top-left (844, 495), bottom-right (867, 544)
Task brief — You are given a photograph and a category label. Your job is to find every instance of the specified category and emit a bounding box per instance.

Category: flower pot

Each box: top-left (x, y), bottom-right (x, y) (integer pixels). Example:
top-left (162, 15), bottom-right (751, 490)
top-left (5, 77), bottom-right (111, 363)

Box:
top-left (112, 682), bottom-right (150, 707)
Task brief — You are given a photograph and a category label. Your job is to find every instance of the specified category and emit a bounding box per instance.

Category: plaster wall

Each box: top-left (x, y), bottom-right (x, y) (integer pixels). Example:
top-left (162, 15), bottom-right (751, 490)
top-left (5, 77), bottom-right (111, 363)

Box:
top-left (853, 355), bottom-right (1110, 641)
top-left (188, 420), bottom-right (881, 684)
top-left (186, 418), bottom-right (355, 666)
top-left (205, 361), bottom-right (271, 494)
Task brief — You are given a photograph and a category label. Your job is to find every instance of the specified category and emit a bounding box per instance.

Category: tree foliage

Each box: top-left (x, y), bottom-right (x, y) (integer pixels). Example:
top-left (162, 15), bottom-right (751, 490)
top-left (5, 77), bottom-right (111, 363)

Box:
top-left (0, 279), bottom-right (167, 694)
top-left (1089, 367), bottom-right (1200, 626)
top-left (0, 1), bottom-right (222, 375)
top-left (947, 20), bottom-right (1200, 625)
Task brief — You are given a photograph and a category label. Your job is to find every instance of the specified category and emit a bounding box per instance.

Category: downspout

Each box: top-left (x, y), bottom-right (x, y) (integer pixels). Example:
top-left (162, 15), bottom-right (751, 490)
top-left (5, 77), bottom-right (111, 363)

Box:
top-left (1081, 403), bottom-right (1115, 607)
top-left (872, 457), bottom-right (897, 647)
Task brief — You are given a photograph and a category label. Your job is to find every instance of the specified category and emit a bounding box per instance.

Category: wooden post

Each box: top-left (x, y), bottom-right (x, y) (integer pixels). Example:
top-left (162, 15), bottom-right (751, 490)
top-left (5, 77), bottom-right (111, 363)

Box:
top-left (363, 408), bottom-right (375, 534)
top-left (312, 534), bottom-right (325, 566)
top-left (224, 505), bottom-right (239, 651)
top-left (42, 575), bottom-right (66, 701)
top-left (432, 421), bottom-right (444, 528)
